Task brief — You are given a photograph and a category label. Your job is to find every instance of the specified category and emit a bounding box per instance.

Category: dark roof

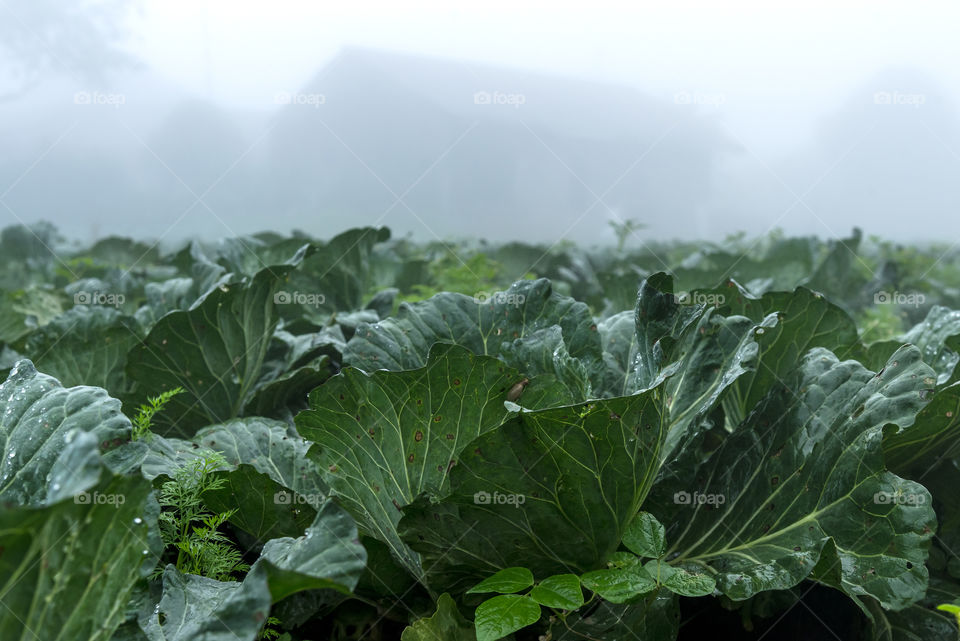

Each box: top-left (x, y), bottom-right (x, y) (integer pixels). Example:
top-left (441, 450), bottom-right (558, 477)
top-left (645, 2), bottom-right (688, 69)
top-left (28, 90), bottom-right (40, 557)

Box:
top-left (304, 46), bottom-right (724, 145)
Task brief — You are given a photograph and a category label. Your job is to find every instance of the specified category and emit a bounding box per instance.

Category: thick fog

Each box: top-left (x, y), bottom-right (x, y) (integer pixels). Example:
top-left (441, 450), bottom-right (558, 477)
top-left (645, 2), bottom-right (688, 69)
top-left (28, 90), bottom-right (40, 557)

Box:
top-left (1, 0), bottom-right (958, 246)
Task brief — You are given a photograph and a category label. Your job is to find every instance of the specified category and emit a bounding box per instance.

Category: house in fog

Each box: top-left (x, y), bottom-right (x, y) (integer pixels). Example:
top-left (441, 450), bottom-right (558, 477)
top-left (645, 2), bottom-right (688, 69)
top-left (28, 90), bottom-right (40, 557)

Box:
top-left (263, 47), bottom-right (736, 243)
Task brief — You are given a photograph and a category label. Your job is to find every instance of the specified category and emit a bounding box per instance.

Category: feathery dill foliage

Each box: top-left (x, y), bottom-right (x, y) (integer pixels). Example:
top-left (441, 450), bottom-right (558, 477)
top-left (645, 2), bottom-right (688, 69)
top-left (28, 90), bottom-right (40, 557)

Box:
top-left (155, 452), bottom-right (250, 582)
top-left (131, 386), bottom-right (184, 441)
top-left (258, 617), bottom-right (283, 640)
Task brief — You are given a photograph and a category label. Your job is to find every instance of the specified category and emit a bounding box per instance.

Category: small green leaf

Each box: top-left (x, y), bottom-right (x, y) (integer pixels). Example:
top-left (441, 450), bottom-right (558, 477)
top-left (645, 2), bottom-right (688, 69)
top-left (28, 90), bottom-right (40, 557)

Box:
top-left (581, 555), bottom-right (657, 604)
top-left (474, 594), bottom-right (541, 641)
top-left (622, 511), bottom-right (666, 558)
top-left (644, 560), bottom-right (715, 597)
top-left (529, 574), bottom-right (583, 610)
top-left (467, 567), bottom-right (534, 595)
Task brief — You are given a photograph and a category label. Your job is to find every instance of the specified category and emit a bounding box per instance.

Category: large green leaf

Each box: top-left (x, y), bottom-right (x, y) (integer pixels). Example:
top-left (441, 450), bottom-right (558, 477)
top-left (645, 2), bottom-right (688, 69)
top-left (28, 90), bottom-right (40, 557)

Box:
top-left (0, 286), bottom-right (63, 344)
top-left (194, 417), bottom-right (327, 498)
top-left (692, 281), bottom-right (862, 426)
top-left (247, 356), bottom-right (331, 418)
top-left (248, 327), bottom-right (344, 417)
top-left (253, 499), bottom-right (367, 602)
top-left (633, 274), bottom-right (871, 463)
top-left (632, 272), bottom-right (703, 392)
top-left (133, 277), bottom-right (197, 330)
top-left (297, 343), bottom-right (572, 580)
top-left (498, 326), bottom-right (593, 400)
top-left (398, 393), bottom-right (666, 591)
top-left (0, 360), bottom-right (134, 506)
top-left (139, 564), bottom-right (271, 641)
top-left (401, 593), bottom-right (477, 641)
top-left (23, 305), bottom-right (141, 395)
top-left (0, 345), bottom-right (20, 379)
top-left (147, 418), bottom-right (328, 541)
top-left (279, 227), bottom-right (392, 326)
top-left (0, 475), bottom-right (162, 641)
top-left (204, 465), bottom-right (317, 541)
top-left (626, 273), bottom-right (762, 460)
top-left (139, 435), bottom-right (211, 481)
top-left (657, 309), bottom-right (760, 460)
top-left (803, 227), bottom-right (867, 304)
top-left (669, 234), bottom-right (820, 296)
top-left (202, 235), bottom-right (312, 280)
top-left (899, 306), bottom-right (960, 384)
top-left (552, 592), bottom-right (680, 641)
top-left (884, 376), bottom-right (960, 476)
top-left (597, 310), bottom-right (639, 397)
top-left (354, 536), bottom-right (424, 604)
top-left (127, 246), bottom-right (312, 436)
top-left (344, 278), bottom-right (605, 396)
top-left (647, 346), bottom-right (936, 609)
top-left (861, 596), bottom-right (960, 641)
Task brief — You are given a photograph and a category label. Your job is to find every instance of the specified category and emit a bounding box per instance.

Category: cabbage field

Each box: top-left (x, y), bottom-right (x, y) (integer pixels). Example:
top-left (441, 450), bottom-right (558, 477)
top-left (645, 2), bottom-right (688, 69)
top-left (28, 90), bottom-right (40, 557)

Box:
top-left (3, 222), bottom-right (960, 640)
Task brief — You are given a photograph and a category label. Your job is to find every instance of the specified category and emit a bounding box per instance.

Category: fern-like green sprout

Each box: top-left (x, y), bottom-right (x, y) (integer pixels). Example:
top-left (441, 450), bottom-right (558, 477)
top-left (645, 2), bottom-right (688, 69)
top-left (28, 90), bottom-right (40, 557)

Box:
top-left (155, 452), bottom-right (250, 581)
top-left (258, 617), bottom-right (283, 640)
top-left (132, 387), bottom-right (184, 441)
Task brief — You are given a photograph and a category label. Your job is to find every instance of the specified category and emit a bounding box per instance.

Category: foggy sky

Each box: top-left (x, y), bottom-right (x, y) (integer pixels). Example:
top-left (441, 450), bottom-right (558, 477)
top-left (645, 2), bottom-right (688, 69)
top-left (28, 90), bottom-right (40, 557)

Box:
top-left (2, 0), bottom-right (959, 246)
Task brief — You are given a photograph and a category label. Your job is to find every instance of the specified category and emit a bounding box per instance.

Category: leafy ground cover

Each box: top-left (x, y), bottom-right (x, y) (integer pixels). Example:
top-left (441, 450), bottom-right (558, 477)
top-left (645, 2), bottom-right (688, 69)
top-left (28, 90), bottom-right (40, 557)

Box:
top-left (2, 222), bottom-right (960, 640)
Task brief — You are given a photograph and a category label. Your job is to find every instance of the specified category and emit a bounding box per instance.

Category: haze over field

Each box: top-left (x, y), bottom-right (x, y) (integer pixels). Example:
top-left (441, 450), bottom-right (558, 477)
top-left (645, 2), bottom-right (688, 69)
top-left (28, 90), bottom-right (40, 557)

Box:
top-left (6, 6), bottom-right (960, 640)
top-left (1, 0), bottom-right (959, 246)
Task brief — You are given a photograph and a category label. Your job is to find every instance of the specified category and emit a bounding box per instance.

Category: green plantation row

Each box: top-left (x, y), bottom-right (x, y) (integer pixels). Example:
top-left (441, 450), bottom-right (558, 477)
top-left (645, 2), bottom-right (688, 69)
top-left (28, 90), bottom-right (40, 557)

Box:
top-left (2, 222), bottom-right (960, 640)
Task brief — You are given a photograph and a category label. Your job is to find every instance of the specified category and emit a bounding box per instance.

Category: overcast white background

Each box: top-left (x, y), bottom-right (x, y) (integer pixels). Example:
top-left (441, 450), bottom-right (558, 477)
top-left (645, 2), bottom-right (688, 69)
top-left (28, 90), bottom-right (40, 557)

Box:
top-left (2, 0), bottom-right (959, 244)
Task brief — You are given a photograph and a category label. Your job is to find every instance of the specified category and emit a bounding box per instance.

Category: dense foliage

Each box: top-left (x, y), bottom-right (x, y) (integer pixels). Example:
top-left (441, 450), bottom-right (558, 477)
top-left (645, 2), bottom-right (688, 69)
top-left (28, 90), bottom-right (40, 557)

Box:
top-left (2, 222), bottom-right (960, 640)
